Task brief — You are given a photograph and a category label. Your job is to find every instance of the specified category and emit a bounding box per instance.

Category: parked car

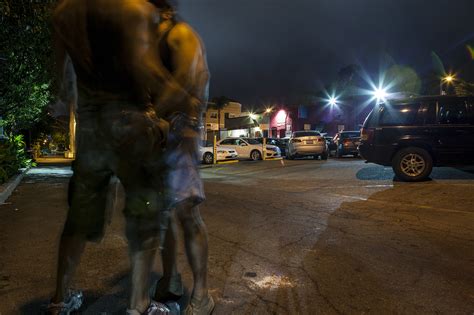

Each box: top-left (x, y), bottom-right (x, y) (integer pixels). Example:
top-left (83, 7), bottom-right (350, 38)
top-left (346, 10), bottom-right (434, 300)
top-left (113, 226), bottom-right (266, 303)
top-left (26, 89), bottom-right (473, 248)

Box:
top-left (199, 142), bottom-right (238, 164)
top-left (359, 95), bottom-right (474, 181)
top-left (286, 131), bottom-right (328, 160)
top-left (253, 137), bottom-right (289, 156)
top-left (333, 131), bottom-right (361, 157)
top-left (217, 137), bottom-right (281, 160)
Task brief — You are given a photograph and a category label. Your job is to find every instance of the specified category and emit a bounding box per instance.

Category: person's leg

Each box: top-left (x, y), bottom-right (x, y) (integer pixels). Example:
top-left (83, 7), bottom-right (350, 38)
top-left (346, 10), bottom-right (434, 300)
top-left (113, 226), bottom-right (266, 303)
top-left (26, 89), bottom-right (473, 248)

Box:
top-left (122, 183), bottom-right (163, 312)
top-left (161, 212), bottom-right (179, 278)
top-left (51, 234), bottom-right (87, 303)
top-left (127, 221), bottom-right (160, 312)
top-left (175, 201), bottom-right (209, 301)
top-left (51, 166), bottom-right (111, 307)
top-left (153, 212), bottom-right (183, 302)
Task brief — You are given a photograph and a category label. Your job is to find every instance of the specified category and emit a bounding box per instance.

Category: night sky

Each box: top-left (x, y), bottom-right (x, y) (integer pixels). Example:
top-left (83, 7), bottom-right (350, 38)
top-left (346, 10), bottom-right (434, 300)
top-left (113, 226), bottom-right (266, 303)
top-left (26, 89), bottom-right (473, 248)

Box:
top-left (179, 0), bottom-right (474, 105)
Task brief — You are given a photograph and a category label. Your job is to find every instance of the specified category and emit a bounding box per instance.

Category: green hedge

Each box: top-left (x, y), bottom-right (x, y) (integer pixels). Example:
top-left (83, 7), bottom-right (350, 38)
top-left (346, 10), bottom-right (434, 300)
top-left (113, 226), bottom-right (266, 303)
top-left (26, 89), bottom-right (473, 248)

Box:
top-left (0, 134), bottom-right (35, 184)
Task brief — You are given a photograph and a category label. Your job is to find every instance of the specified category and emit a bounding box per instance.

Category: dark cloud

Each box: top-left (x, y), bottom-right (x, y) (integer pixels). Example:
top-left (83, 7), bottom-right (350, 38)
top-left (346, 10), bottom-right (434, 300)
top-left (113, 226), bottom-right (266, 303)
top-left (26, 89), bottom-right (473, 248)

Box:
top-left (179, 0), bottom-right (474, 105)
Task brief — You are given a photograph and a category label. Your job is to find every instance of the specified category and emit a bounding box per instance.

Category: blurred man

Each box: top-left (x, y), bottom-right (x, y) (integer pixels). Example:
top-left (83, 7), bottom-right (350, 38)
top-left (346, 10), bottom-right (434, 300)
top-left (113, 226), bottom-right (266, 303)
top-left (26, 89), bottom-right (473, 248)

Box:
top-left (149, 1), bottom-right (214, 314)
top-left (48, 0), bottom-right (199, 314)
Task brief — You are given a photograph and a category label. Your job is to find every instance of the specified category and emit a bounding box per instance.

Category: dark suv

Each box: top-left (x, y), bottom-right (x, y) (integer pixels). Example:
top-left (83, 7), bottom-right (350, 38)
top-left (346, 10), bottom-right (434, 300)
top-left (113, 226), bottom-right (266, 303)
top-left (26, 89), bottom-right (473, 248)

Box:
top-left (359, 96), bottom-right (474, 181)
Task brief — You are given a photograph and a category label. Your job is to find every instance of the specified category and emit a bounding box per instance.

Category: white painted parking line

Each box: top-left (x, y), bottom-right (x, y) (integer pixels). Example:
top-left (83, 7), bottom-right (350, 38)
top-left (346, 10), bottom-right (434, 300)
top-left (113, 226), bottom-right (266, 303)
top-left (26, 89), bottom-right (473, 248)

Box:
top-left (330, 192), bottom-right (474, 215)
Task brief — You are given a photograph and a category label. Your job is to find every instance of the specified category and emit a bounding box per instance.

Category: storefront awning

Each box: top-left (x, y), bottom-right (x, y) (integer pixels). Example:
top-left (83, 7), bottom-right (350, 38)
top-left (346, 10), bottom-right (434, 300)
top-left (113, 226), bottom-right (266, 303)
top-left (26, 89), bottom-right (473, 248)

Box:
top-left (224, 116), bottom-right (259, 130)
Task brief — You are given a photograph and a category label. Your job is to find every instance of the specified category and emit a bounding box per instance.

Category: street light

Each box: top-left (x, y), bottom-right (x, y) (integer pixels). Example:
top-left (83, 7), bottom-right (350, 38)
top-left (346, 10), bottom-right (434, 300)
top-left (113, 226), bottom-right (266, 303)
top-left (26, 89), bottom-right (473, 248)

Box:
top-left (264, 107), bottom-right (273, 137)
top-left (328, 96), bottom-right (338, 107)
top-left (440, 74), bottom-right (455, 95)
top-left (372, 87), bottom-right (388, 103)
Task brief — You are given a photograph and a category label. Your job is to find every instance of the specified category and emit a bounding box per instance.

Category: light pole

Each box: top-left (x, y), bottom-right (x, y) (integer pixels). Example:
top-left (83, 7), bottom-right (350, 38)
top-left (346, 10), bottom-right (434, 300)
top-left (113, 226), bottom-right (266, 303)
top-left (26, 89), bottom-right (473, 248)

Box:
top-left (265, 107), bottom-right (272, 138)
top-left (440, 74), bottom-right (455, 95)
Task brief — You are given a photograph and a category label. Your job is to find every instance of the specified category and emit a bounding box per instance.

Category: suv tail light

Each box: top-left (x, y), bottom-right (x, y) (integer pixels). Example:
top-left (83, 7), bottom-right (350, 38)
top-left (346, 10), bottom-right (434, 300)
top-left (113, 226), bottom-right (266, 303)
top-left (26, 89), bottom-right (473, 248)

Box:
top-left (361, 128), bottom-right (374, 143)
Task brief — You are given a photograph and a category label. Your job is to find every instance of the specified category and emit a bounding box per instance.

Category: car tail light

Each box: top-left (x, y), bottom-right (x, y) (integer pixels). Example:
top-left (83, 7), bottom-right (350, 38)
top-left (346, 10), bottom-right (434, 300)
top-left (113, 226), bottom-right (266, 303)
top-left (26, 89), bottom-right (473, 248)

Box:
top-left (317, 138), bottom-right (323, 142)
top-left (361, 128), bottom-right (374, 143)
top-left (343, 139), bottom-right (351, 145)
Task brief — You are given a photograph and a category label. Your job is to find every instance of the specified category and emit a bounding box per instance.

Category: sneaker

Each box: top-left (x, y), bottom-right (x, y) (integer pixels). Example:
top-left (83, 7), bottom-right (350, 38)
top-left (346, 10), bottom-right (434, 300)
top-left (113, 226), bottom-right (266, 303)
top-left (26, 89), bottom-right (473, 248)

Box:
top-left (126, 300), bottom-right (179, 315)
top-left (185, 294), bottom-right (215, 315)
top-left (46, 290), bottom-right (83, 315)
top-left (153, 274), bottom-right (184, 302)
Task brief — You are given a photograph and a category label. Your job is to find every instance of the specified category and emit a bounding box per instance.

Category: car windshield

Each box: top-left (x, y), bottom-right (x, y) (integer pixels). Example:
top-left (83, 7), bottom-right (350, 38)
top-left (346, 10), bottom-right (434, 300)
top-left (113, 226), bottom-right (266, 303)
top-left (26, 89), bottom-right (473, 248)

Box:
top-left (340, 132), bottom-right (360, 139)
top-left (293, 131), bottom-right (320, 137)
top-left (201, 140), bottom-right (213, 147)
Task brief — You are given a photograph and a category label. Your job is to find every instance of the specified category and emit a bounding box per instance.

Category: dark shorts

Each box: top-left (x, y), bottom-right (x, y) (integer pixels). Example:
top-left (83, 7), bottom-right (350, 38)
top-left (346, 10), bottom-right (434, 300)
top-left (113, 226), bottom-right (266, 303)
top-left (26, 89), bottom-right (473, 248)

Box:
top-left (163, 114), bottom-right (205, 209)
top-left (63, 105), bottom-right (169, 242)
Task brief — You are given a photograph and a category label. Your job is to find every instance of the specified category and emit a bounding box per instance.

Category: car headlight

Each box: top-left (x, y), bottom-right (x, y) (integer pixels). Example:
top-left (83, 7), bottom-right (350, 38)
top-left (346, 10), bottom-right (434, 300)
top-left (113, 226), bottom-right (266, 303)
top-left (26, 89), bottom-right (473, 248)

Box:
top-left (217, 150), bottom-right (227, 154)
top-left (267, 146), bottom-right (277, 152)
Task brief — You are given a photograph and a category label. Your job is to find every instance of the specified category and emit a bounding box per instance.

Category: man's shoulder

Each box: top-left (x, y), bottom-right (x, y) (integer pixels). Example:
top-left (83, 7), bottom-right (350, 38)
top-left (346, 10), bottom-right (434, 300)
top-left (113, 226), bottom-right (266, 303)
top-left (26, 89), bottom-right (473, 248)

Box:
top-left (168, 22), bottom-right (202, 43)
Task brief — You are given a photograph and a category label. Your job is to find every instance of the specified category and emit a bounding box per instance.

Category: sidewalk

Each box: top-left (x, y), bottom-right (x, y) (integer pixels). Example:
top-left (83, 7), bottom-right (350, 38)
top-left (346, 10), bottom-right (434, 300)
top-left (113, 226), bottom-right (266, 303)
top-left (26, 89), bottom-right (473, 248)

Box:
top-left (35, 156), bottom-right (74, 165)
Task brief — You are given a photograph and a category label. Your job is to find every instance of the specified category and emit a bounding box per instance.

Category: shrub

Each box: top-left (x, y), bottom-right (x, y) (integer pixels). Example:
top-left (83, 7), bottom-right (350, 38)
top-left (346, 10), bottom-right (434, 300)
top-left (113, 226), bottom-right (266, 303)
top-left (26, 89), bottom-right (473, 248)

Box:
top-left (0, 134), bottom-right (35, 184)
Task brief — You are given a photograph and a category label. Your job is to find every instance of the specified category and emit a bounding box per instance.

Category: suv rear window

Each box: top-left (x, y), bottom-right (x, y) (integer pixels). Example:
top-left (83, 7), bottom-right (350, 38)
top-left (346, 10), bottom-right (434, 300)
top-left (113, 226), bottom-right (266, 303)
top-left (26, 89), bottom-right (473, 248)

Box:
top-left (437, 101), bottom-right (469, 124)
top-left (292, 131), bottom-right (320, 137)
top-left (379, 104), bottom-right (421, 126)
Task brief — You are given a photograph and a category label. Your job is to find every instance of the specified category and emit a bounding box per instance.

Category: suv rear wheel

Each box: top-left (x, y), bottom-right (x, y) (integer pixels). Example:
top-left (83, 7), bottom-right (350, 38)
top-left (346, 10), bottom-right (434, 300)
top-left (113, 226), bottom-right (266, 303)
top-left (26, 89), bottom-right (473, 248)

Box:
top-left (392, 147), bottom-right (433, 182)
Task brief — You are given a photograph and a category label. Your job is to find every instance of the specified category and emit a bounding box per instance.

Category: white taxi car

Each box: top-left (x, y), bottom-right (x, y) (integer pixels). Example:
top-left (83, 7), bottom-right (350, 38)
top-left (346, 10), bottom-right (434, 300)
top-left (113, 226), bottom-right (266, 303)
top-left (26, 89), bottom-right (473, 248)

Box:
top-left (199, 143), bottom-right (238, 164)
top-left (217, 137), bottom-right (281, 160)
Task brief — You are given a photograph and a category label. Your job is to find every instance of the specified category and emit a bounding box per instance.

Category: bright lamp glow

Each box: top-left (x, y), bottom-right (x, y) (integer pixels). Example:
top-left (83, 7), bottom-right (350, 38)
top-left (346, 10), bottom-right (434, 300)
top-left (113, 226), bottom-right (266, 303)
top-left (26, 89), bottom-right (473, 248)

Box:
top-left (324, 93), bottom-right (339, 108)
top-left (443, 75), bottom-right (455, 82)
top-left (249, 113), bottom-right (257, 120)
top-left (373, 87), bottom-right (388, 102)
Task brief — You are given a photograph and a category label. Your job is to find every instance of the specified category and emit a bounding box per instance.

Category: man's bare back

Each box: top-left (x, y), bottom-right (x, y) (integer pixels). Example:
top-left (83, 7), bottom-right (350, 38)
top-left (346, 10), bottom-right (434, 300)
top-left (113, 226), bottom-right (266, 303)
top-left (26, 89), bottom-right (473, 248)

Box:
top-left (54, 0), bottom-right (193, 112)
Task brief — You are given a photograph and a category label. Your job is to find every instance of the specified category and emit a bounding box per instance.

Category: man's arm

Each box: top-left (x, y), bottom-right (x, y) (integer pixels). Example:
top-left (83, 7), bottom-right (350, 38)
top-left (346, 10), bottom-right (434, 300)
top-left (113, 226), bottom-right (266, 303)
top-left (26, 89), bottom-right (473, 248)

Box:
top-left (167, 23), bottom-right (210, 106)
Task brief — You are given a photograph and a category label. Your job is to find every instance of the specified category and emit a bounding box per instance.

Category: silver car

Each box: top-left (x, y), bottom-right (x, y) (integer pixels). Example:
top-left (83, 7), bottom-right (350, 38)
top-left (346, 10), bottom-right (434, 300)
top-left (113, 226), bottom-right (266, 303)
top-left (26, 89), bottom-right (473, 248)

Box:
top-left (286, 131), bottom-right (328, 160)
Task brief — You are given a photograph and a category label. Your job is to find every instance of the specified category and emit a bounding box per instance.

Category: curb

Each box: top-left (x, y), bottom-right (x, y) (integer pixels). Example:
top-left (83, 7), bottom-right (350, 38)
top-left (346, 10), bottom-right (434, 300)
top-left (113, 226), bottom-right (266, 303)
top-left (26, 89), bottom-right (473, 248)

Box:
top-left (0, 168), bottom-right (28, 205)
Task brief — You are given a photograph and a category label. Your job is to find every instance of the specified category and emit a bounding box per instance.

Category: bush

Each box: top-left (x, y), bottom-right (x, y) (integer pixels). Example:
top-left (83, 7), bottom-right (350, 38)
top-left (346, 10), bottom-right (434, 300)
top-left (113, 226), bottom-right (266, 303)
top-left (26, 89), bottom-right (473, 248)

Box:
top-left (0, 134), bottom-right (35, 184)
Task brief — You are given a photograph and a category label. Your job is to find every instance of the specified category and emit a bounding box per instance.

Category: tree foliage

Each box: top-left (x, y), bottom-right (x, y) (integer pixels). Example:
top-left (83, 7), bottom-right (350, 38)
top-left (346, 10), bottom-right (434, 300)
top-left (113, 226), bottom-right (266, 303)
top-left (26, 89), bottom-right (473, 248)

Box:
top-left (0, 134), bottom-right (35, 184)
top-left (0, 0), bottom-right (57, 132)
top-left (384, 65), bottom-right (422, 95)
top-left (210, 96), bottom-right (232, 139)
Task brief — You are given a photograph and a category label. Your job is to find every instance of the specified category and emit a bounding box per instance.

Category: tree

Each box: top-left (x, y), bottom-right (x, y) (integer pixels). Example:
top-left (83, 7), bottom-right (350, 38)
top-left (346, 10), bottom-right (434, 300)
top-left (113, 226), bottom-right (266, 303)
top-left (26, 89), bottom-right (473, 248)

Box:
top-left (0, 0), bottom-right (57, 133)
top-left (336, 64), bottom-right (361, 93)
top-left (384, 65), bottom-right (422, 95)
top-left (210, 96), bottom-right (231, 140)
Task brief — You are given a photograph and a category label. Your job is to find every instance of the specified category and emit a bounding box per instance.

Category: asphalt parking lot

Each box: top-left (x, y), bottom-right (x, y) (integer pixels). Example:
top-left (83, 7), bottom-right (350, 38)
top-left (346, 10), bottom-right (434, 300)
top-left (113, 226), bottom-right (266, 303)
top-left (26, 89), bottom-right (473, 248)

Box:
top-left (0, 157), bottom-right (473, 314)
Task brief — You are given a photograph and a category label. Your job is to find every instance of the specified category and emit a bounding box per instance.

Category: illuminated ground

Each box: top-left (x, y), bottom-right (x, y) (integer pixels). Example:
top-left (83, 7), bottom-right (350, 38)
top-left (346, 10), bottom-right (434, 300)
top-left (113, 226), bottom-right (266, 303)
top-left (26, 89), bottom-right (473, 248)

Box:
top-left (0, 158), bottom-right (473, 314)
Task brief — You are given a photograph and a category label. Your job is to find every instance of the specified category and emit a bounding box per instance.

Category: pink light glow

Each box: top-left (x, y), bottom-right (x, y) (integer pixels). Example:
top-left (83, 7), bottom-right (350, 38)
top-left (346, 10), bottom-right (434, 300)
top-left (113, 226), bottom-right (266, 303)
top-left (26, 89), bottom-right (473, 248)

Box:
top-left (275, 110), bottom-right (287, 125)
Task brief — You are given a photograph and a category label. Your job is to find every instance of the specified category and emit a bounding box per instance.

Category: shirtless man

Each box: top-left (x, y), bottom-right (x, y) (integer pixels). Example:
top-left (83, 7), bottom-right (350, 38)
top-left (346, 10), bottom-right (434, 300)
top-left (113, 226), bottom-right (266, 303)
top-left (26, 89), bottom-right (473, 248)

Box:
top-left (48, 0), bottom-right (199, 314)
top-left (149, 1), bottom-right (214, 314)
